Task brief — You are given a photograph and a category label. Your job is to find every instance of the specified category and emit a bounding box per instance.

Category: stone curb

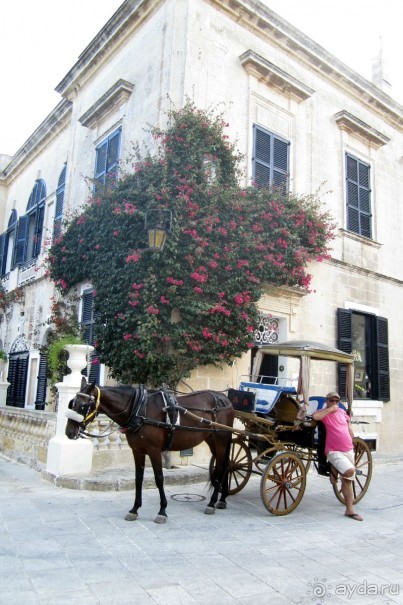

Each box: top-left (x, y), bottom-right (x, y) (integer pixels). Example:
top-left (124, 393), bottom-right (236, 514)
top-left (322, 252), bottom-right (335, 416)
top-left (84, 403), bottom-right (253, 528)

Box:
top-left (41, 464), bottom-right (210, 491)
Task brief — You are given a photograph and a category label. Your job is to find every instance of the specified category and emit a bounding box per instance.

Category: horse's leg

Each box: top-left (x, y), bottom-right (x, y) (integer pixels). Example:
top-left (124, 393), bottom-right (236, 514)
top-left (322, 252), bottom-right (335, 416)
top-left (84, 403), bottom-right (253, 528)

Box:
top-left (125, 452), bottom-right (145, 521)
top-left (149, 450), bottom-right (168, 524)
top-left (206, 434), bottom-right (231, 513)
top-left (216, 434), bottom-right (231, 509)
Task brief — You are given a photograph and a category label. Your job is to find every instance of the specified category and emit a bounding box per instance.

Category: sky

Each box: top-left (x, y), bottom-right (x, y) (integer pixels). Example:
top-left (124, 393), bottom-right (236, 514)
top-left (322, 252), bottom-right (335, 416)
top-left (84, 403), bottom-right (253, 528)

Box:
top-left (1, 0), bottom-right (403, 157)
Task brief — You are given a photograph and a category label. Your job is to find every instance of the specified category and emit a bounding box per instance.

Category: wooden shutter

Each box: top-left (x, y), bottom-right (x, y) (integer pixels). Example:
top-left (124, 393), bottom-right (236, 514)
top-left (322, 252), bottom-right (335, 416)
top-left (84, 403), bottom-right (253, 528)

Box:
top-left (375, 317), bottom-right (390, 402)
top-left (35, 351), bottom-right (48, 410)
top-left (106, 130), bottom-right (121, 176)
top-left (81, 289), bottom-right (100, 383)
top-left (0, 233), bottom-right (6, 276)
top-left (94, 140), bottom-right (108, 190)
top-left (14, 215), bottom-right (29, 266)
top-left (6, 352), bottom-right (29, 407)
top-left (252, 125), bottom-right (289, 190)
top-left (53, 183), bottom-right (65, 241)
top-left (337, 308), bottom-right (352, 399)
top-left (33, 205), bottom-right (45, 258)
top-left (346, 154), bottom-right (371, 238)
top-left (272, 137), bottom-right (289, 192)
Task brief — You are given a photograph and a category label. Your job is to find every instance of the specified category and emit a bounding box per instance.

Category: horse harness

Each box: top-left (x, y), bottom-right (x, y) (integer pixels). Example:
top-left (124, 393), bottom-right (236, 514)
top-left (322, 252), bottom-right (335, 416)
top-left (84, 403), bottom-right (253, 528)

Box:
top-left (72, 385), bottom-right (232, 450)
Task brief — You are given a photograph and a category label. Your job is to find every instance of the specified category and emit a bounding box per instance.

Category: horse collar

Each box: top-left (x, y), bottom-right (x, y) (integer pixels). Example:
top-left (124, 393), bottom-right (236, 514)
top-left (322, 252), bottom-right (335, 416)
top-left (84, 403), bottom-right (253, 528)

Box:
top-left (83, 386), bottom-right (101, 424)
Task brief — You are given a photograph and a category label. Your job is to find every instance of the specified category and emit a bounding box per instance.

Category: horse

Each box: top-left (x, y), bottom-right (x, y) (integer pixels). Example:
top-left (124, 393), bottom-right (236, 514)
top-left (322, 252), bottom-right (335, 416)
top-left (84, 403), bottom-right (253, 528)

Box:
top-left (65, 378), bottom-right (235, 523)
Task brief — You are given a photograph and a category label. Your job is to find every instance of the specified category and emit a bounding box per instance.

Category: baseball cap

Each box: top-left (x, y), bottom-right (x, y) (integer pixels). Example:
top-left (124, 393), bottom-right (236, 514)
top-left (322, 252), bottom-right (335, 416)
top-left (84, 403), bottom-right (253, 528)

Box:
top-left (326, 391), bottom-right (340, 401)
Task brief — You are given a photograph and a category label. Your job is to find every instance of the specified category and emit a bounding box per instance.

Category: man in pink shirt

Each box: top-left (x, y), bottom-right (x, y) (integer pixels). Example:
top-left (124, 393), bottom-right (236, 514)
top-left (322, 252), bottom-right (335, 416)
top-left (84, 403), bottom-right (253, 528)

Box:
top-left (313, 391), bottom-right (363, 521)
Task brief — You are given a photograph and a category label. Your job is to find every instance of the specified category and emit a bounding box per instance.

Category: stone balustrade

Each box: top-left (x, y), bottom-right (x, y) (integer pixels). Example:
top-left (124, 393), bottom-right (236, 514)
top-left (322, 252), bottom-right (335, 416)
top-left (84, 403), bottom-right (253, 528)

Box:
top-left (0, 407), bottom-right (56, 468)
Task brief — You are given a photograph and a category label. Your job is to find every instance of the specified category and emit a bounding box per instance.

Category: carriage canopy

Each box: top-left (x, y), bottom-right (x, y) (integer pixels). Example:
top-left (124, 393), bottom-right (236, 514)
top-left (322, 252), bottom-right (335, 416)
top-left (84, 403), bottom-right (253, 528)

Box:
top-left (251, 340), bottom-right (355, 411)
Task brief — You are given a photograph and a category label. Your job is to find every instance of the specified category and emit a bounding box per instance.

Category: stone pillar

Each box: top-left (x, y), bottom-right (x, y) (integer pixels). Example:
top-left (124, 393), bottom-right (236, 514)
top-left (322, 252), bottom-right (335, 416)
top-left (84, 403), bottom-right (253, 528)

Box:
top-left (46, 344), bottom-right (94, 476)
top-left (0, 382), bottom-right (10, 407)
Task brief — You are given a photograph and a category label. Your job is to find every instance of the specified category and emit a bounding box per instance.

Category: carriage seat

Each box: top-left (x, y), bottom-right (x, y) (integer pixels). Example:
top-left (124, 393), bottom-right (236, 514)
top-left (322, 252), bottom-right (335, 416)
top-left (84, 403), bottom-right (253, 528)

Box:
top-left (272, 393), bottom-right (301, 425)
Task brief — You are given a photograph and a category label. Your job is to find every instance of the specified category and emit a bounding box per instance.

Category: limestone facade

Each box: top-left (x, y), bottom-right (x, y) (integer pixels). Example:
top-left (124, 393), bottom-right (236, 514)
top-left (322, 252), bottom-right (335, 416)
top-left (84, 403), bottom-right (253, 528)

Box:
top-left (1, 0), bottom-right (402, 464)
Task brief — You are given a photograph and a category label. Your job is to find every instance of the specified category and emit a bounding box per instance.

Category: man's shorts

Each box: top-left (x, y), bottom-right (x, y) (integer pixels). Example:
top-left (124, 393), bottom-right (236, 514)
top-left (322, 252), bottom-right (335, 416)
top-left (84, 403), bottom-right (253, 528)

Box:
top-left (327, 449), bottom-right (355, 480)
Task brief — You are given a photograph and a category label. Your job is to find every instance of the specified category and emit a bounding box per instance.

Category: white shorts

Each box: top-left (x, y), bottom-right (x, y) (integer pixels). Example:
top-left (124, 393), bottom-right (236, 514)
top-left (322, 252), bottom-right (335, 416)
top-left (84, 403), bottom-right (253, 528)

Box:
top-left (327, 450), bottom-right (355, 480)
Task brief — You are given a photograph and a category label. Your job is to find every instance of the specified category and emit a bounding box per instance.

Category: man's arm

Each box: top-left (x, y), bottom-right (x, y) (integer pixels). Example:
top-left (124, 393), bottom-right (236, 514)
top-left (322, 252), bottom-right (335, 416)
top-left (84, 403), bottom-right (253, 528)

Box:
top-left (312, 404), bottom-right (338, 421)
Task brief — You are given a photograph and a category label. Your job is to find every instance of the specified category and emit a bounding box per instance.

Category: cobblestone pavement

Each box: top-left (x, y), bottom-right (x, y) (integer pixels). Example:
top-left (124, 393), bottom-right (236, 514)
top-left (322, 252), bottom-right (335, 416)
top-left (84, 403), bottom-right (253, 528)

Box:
top-left (1, 454), bottom-right (402, 605)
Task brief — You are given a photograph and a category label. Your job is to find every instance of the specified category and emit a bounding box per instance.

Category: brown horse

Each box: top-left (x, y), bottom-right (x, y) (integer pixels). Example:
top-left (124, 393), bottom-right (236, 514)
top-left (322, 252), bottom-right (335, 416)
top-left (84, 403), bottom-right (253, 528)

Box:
top-left (65, 378), bottom-right (235, 523)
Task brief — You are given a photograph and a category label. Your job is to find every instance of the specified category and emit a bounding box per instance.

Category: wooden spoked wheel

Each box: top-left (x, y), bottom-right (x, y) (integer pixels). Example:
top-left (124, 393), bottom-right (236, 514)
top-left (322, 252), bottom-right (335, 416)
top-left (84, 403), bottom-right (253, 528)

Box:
top-left (332, 437), bottom-right (372, 505)
top-left (260, 451), bottom-right (306, 515)
top-left (210, 437), bottom-right (253, 495)
top-left (286, 444), bottom-right (312, 473)
top-left (227, 438), bottom-right (253, 494)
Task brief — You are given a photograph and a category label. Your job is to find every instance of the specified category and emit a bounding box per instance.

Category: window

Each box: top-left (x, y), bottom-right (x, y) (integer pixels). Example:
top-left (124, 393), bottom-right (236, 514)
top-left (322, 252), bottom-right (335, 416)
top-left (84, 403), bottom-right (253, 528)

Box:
top-left (6, 351), bottom-right (29, 407)
top-left (15, 179), bottom-right (46, 265)
top-left (81, 289), bottom-right (100, 383)
top-left (337, 308), bottom-right (389, 401)
top-left (346, 153), bottom-right (372, 238)
top-left (252, 124), bottom-right (289, 190)
top-left (94, 128), bottom-right (121, 191)
top-left (53, 165), bottom-right (67, 241)
top-left (0, 209), bottom-right (18, 276)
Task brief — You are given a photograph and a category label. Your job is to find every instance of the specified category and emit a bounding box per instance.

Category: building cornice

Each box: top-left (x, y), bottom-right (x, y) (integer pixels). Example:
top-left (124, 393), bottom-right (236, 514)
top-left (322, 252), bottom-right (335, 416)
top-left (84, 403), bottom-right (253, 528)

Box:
top-left (207, 0), bottom-right (403, 131)
top-left (0, 101), bottom-right (72, 182)
top-left (240, 50), bottom-right (314, 102)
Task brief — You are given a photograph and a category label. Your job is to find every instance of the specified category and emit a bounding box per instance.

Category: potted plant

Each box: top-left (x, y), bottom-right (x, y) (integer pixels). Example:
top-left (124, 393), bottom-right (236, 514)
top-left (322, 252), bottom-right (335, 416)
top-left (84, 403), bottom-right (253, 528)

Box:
top-left (46, 334), bottom-right (85, 391)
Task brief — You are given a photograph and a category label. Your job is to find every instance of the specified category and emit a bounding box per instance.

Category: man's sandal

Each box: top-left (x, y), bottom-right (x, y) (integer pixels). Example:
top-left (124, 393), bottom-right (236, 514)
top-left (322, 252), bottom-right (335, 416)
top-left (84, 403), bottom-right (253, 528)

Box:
top-left (345, 513), bottom-right (363, 521)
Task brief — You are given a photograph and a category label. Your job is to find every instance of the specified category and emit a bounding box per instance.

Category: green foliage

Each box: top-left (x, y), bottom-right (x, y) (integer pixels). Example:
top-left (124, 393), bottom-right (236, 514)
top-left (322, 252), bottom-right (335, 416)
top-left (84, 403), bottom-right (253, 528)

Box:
top-left (0, 349), bottom-right (7, 362)
top-left (46, 334), bottom-right (84, 389)
top-left (47, 101), bottom-right (334, 387)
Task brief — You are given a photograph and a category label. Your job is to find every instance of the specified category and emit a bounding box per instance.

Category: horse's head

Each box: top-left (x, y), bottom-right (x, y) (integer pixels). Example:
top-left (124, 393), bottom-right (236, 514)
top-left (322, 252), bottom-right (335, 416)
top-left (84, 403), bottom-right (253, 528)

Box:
top-left (65, 377), bottom-right (99, 439)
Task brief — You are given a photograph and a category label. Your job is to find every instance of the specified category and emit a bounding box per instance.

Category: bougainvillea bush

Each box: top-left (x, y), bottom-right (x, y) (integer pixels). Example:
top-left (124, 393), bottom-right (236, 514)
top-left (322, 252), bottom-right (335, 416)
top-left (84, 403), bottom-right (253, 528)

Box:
top-left (47, 102), bottom-right (334, 387)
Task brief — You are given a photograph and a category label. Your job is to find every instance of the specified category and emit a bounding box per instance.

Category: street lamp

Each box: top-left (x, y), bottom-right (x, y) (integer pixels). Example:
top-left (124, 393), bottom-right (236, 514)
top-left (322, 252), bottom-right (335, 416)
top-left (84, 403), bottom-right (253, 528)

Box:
top-left (145, 209), bottom-right (172, 252)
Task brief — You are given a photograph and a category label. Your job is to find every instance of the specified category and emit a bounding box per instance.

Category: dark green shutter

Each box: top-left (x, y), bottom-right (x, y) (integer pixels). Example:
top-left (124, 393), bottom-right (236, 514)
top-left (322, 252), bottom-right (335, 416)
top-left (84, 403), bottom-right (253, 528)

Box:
top-left (35, 351), bottom-right (48, 410)
top-left (346, 154), bottom-right (371, 238)
top-left (375, 317), bottom-right (389, 402)
top-left (6, 352), bottom-right (29, 407)
top-left (337, 308), bottom-right (352, 399)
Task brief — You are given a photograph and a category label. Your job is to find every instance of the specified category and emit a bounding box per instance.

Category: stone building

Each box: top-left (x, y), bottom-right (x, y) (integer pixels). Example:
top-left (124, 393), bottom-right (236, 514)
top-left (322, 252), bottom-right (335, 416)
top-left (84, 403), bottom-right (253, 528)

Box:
top-left (1, 0), bottom-right (402, 469)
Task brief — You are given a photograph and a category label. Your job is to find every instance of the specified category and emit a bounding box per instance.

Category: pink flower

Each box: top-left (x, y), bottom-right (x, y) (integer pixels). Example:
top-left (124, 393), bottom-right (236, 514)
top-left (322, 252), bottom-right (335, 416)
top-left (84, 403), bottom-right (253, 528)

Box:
top-left (193, 287), bottom-right (203, 294)
top-left (147, 305), bottom-right (159, 315)
top-left (167, 277), bottom-right (184, 286)
top-left (160, 296), bottom-right (170, 304)
top-left (209, 260), bottom-right (218, 269)
top-left (123, 334), bottom-right (132, 341)
top-left (126, 251), bottom-right (141, 263)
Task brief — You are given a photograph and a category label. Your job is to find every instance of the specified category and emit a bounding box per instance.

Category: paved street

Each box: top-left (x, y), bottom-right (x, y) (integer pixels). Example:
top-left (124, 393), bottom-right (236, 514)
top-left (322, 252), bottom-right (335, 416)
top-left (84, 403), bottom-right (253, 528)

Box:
top-left (1, 454), bottom-right (402, 605)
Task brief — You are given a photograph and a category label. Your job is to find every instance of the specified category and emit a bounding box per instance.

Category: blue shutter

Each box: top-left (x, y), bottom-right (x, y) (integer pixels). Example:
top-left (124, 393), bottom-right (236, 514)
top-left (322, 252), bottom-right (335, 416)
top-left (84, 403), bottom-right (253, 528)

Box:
top-left (33, 205), bottom-right (45, 258)
top-left (0, 233), bottom-right (6, 276)
top-left (14, 216), bottom-right (29, 266)
top-left (252, 125), bottom-right (289, 190)
top-left (94, 141), bottom-right (108, 190)
top-left (53, 166), bottom-right (66, 240)
top-left (81, 289), bottom-right (100, 383)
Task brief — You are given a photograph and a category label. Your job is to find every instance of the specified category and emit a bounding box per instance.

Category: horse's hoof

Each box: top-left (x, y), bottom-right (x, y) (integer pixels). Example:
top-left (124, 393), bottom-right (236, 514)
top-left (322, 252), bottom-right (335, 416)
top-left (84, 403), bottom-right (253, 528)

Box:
top-left (125, 512), bottom-right (138, 521)
top-left (154, 514), bottom-right (167, 524)
top-left (204, 506), bottom-right (215, 515)
top-left (216, 501), bottom-right (227, 510)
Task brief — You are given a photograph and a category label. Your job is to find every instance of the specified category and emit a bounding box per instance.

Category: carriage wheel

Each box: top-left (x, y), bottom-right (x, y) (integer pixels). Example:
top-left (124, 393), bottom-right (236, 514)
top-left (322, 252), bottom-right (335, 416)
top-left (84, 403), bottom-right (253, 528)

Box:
top-left (286, 444), bottom-right (312, 473)
top-left (260, 451), bottom-right (306, 515)
top-left (210, 437), bottom-right (252, 495)
top-left (332, 437), bottom-right (372, 505)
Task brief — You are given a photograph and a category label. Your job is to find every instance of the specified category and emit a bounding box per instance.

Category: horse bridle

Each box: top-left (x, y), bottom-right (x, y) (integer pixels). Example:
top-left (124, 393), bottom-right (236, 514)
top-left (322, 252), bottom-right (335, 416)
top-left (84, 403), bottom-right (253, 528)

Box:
top-left (66, 386), bottom-right (101, 429)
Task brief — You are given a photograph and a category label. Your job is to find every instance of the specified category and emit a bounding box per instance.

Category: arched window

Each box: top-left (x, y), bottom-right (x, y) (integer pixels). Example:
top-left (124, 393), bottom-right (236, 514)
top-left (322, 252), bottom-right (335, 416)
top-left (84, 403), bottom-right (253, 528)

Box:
top-left (15, 179), bottom-right (46, 265)
top-left (0, 209), bottom-right (18, 276)
top-left (53, 165), bottom-right (67, 241)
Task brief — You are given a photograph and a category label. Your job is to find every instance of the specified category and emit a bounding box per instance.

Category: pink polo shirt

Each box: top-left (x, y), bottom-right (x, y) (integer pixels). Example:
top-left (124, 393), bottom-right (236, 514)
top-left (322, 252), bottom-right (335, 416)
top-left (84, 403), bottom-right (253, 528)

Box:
top-left (321, 408), bottom-right (353, 454)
